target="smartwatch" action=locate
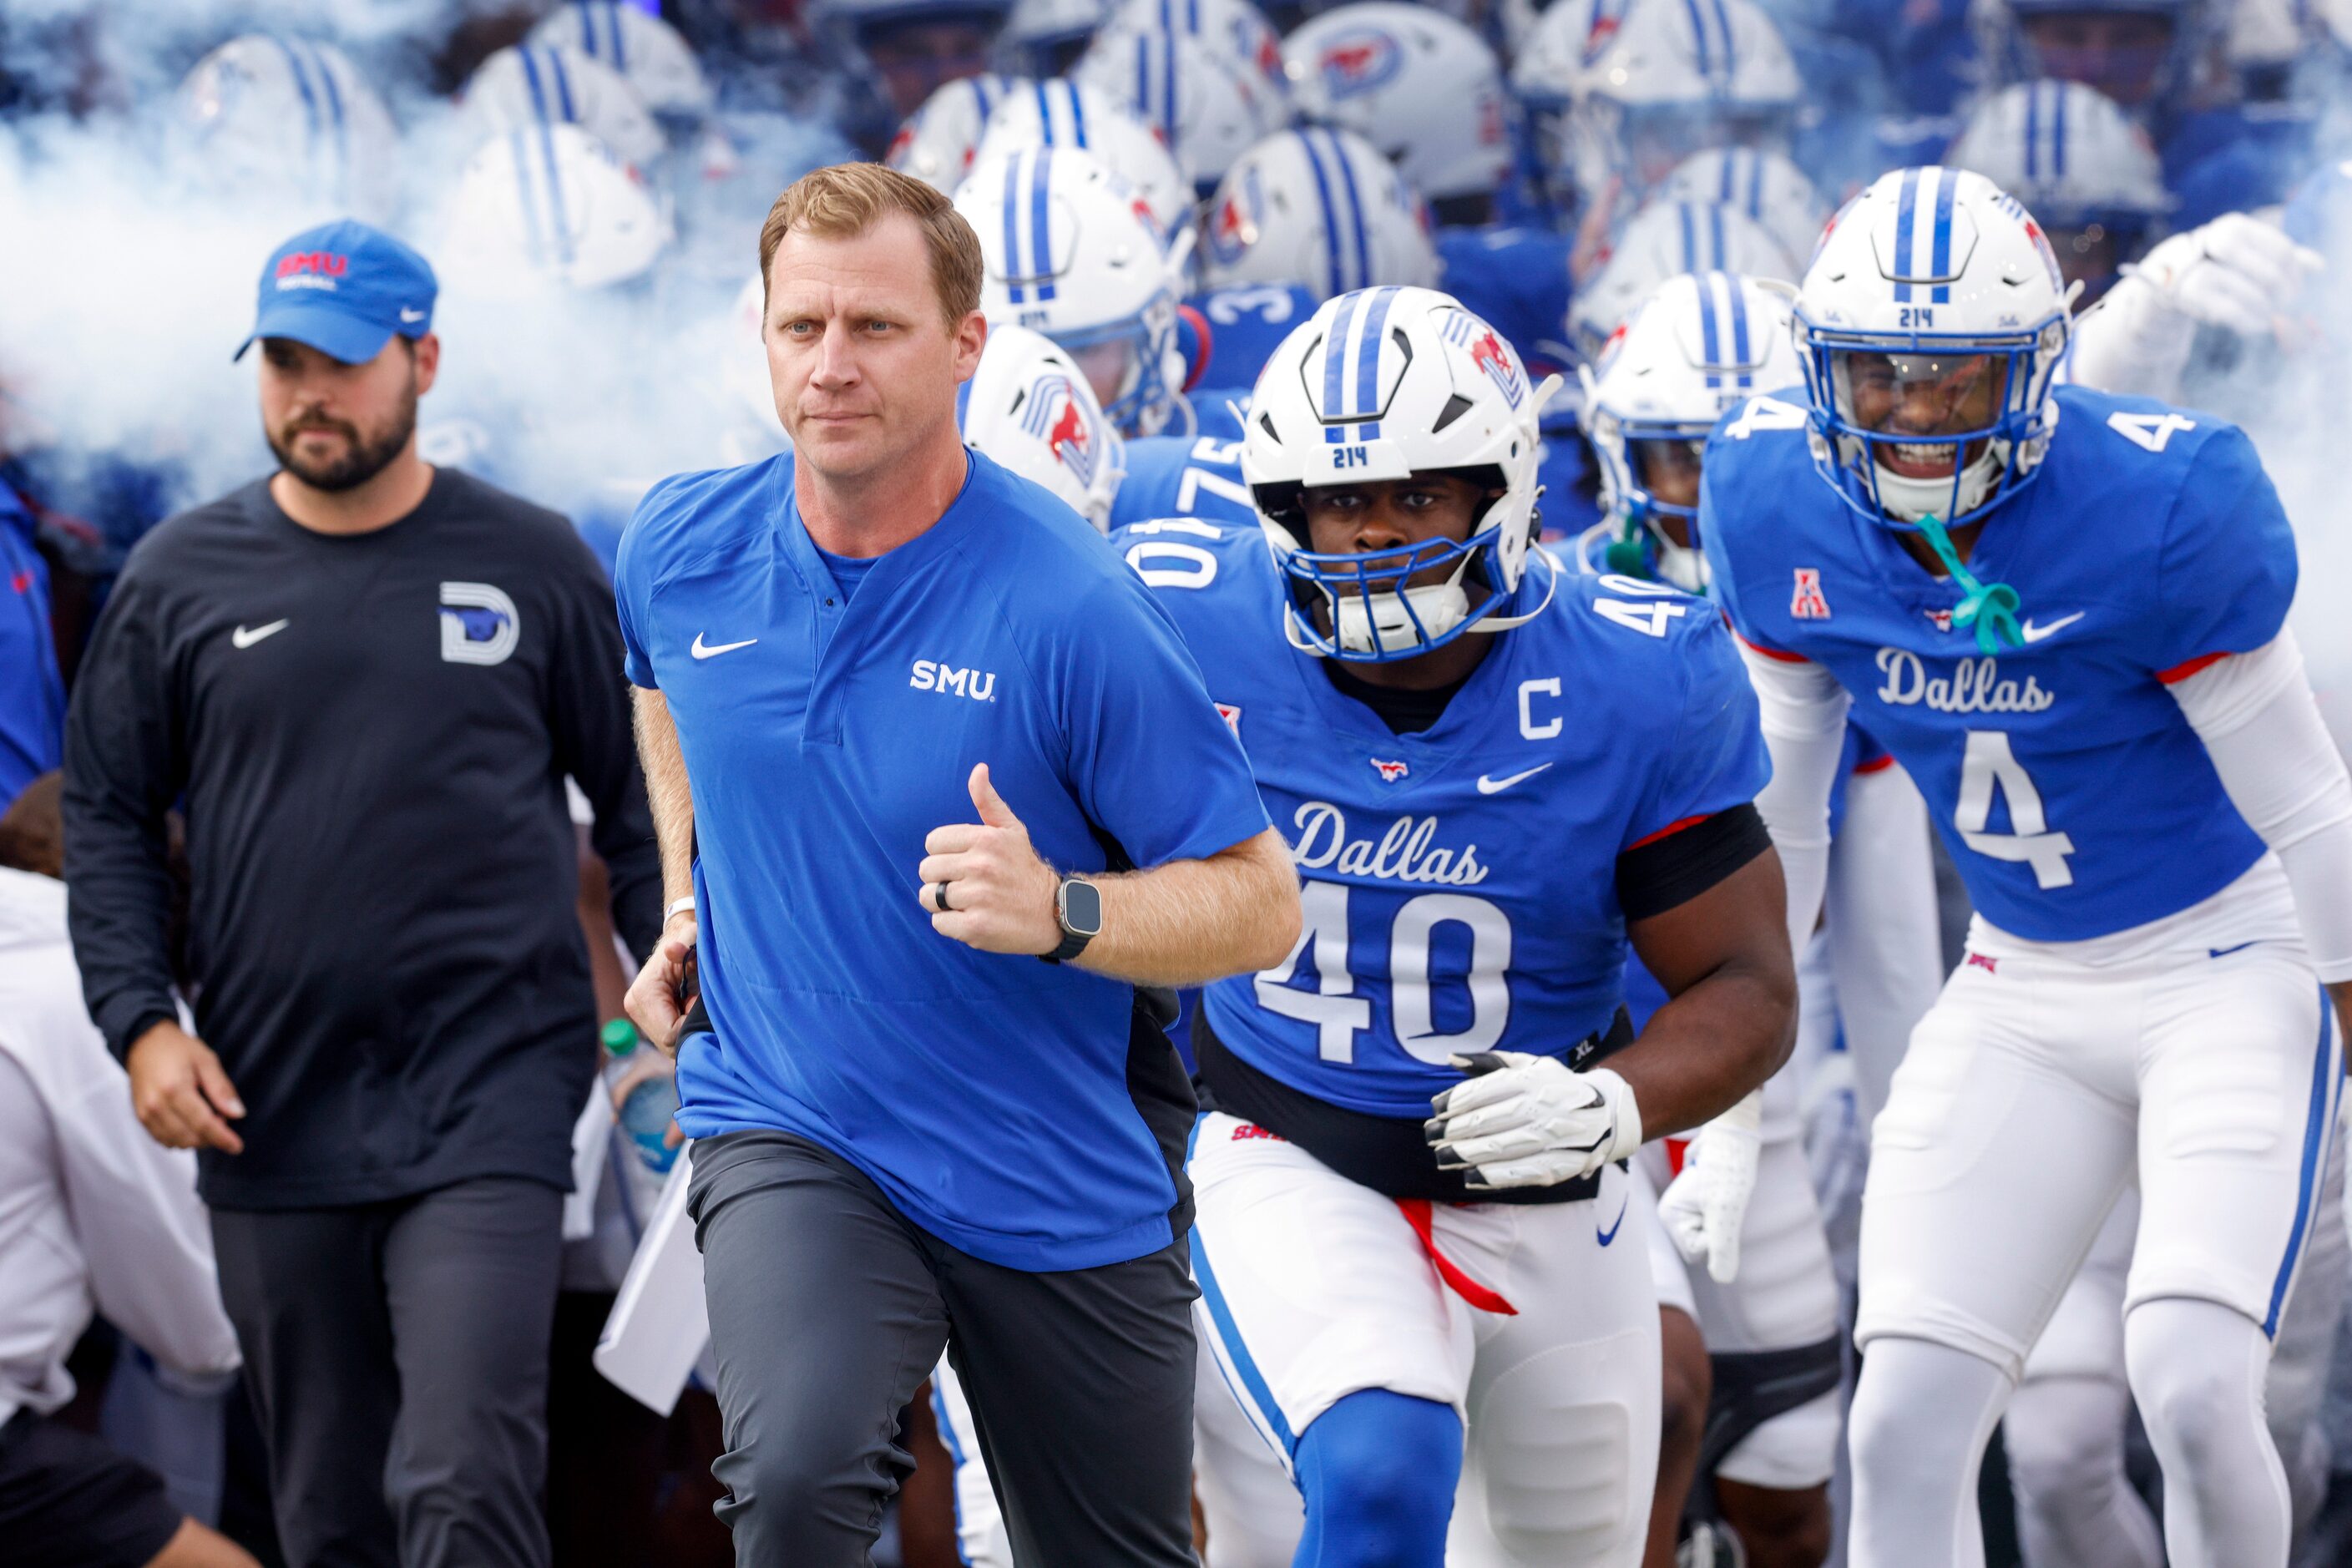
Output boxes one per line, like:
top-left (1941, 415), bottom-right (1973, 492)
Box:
top-left (1044, 876), bottom-right (1104, 964)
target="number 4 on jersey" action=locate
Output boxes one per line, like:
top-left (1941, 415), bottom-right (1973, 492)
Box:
top-left (1955, 730), bottom-right (2076, 888)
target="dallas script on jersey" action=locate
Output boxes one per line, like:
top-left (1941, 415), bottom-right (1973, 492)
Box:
top-left (1875, 650), bottom-right (2056, 714)
top-left (1290, 802), bottom-right (1491, 886)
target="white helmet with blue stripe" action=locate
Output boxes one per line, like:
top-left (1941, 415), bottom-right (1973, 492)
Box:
top-left (954, 144), bottom-right (1193, 435)
top-left (959, 322), bottom-right (1128, 529)
top-left (1072, 23), bottom-right (1288, 192)
top-left (439, 123), bottom-right (673, 294)
top-left (1241, 286), bottom-right (1564, 660)
top-left (175, 35), bottom-right (402, 224)
top-left (1657, 147), bottom-right (1828, 281)
top-left (1201, 126), bottom-right (1438, 299)
top-left (887, 73), bottom-right (1021, 191)
top-left (528, 3), bottom-right (713, 121)
top-left (1104, 0), bottom-right (1291, 95)
top-left (463, 43), bottom-right (666, 169)
top-left (1973, 0), bottom-right (2216, 109)
top-left (1569, 196), bottom-right (1798, 361)
top-left (1515, 0), bottom-right (1800, 210)
top-left (1282, 3), bottom-right (1512, 210)
top-left (1945, 80), bottom-right (2168, 295)
top-left (971, 77), bottom-right (1195, 238)
top-left (1580, 271), bottom-right (1799, 590)
top-left (1795, 164), bottom-right (2076, 530)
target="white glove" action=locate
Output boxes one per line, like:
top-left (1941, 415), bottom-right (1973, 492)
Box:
top-left (2127, 214), bottom-right (2324, 337)
top-left (1426, 1053), bottom-right (1642, 1191)
top-left (1656, 1090), bottom-right (1763, 1284)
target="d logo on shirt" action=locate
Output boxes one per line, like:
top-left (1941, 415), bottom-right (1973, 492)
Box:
top-left (440, 581), bottom-right (520, 666)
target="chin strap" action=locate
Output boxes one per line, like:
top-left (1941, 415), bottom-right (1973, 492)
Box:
top-left (1467, 544), bottom-right (1561, 633)
top-left (1914, 513), bottom-right (2023, 655)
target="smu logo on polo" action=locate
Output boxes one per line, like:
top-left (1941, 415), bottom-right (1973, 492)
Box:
top-left (276, 251), bottom-right (349, 293)
top-left (909, 660), bottom-right (999, 701)
top-left (439, 582), bottom-right (519, 665)
top-left (1289, 801), bottom-right (1490, 886)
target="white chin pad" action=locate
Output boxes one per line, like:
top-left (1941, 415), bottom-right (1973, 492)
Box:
top-left (1335, 584), bottom-right (1469, 654)
top-left (1870, 440), bottom-right (2005, 522)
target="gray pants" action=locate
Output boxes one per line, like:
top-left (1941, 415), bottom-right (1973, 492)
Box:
top-left (210, 1176), bottom-right (564, 1568)
top-left (689, 1130), bottom-right (1199, 1567)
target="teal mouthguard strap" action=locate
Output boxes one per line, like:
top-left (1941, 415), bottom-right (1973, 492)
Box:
top-left (1913, 513), bottom-right (2022, 655)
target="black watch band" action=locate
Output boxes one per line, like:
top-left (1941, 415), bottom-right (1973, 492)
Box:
top-left (1043, 875), bottom-right (1103, 964)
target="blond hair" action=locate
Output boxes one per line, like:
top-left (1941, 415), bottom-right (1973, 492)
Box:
top-left (758, 162), bottom-right (984, 327)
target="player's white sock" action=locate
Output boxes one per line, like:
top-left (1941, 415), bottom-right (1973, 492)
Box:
top-left (2002, 1376), bottom-right (2162, 1568)
top-left (1846, 1337), bottom-right (2008, 1568)
top-left (2123, 1296), bottom-right (2291, 1568)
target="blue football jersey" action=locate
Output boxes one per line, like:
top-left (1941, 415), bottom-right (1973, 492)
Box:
top-left (1110, 432), bottom-right (1259, 530)
top-left (1700, 383), bottom-right (2296, 943)
top-left (1111, 518), bottom-right (1768, 1118)
top-left (1185, 282), bottom-right (1321, 392)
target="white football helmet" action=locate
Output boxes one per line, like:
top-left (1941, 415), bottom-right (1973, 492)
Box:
top-left (1201, 126), bottom-right (1438, 298)
top-left (1657, 147), bottom-right (1828, 280)
top-left (972, 78), bottom-right (1195, 237)
top-left (529, 3), bottom-right (714, 121)
top-left (1002, 0), bottom-right (1114, 75)
top-left (1971, 0), bottom-right (2217, 108)
top-left (960, 322), bottom-right (1128, 528)
top-left (1105, 0), bottom-right (1291, 95)
top-left (888, 73), bottom-right (1023, 191)
top-left (1515, 0), bottom-right (1801, 210)
top-left (1795, 165), bottom-right (2076, 531)
top-left (463, 43), bottom-right (666, 169)
top-left (175, 36), bottom-right (402, 224)
top-left (438, 124), bottom-right (673, 294)
top-left (1580, 271), bottom-right (1800, 591)
top-left (1570, 197), bottom-right (1798, 361)
top-left (1072, 25), bottom-right (1287, 191)
top-left (1241, 285), bottom-right (1564, 660)
top-left (955, 145), bottom-right (1192, 435)
top-left (1282, 3), bottom-right (1512, 208)
top-left (1945, 79), bottom-right (2169, 295)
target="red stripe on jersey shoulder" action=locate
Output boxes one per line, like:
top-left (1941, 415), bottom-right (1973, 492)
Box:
top-left (1627, 813), bottom-right (1710, 852)
top-left (1732, 630), bottom-right (1808, 664)
top-left (1853, 753), bottom-right (1896, 776)
top-left (2157, 651), bottom-right (2230, 685)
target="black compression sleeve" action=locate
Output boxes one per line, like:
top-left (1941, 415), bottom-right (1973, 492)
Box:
top-left (1615, 803), bottom-right (1772, 923)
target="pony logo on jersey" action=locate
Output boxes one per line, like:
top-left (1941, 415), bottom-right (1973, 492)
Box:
top-left (1466, 330), bottom-right (1525, 408)
top-left (1370, 758), bottom-right (1411, 782)
top-left (1317, 29), bottom-right (1403, 98)
top-left (1791, 569), bottom-right (1831, 620)
top-left (1022, 374), bottom-right (1100, 488)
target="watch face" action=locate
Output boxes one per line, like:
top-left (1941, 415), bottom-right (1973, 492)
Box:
top-left (1061, 878), bottom-right (1105, 938)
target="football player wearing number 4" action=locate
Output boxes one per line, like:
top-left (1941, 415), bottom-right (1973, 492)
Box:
top-left (1699, 165), bottom-right (2352, 1568)
top-left (1113, 284), bottom-right (1796, 1566)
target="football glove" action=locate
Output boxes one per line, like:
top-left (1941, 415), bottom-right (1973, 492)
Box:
top-left (1657, 1089), bottom-right (1763, 1284)
top-left (1426, 1053), bottom-right (1641, 1191)
top-left (2123, 214), bottom-right (2323, 338)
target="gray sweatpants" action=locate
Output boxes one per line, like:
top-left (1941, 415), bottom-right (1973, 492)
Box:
top-left (210, 1176), bottom-right (564, 1568)
top-left (688, 1130), bottom-right (1200, 1567)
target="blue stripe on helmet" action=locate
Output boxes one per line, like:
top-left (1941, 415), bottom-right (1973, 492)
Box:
top-left (1717, 152), bottom-right (1735, 203)
top-left (1159, 0), bottom-right (1174, 29)
top-left (1746, 149), bottom-right (1763, 215)
top-left (1034, 80), bottom-right (1056, 140)
top-left (1188, 0), bottom-right (1201, 30)
top-left (1697, 273), bottom-right (1724, 389)
top-left (1001, 153), bottom-right (1027, 304)
top-left (2052, 82), bottom-right (2069, 180)
top-left (1893, 165), bottom-right (1921, 303)
top-left (1134, 37), bottom-right (1150, 128)
top-left (271, 37), bottom-right (322, 142)
top-left (1297, 130), bottom-right (1347, 295)
top-left (539, 119), bottom-right (574, 267)
top-left (609, 3), bottom-right (629, 69)
top-left (1708, 203), bottom-right (1726, 264)
top-left (1727, 271), bottom-right (1753, 383)
top-left (1161, 34), bottom-right (1178, 151)
top-left (1323, 290), bottom-right (1363, 428)
top-left (1682, 0), bottom-right (1712, 75)
top-left (508, 128), bottom-right (545, 266)
top-left (1328, 131), bottom-right (1372, 297)
top-left (975, 73), bottom-right (999, 119)
top-left (1031, 148), bottom-right (1057, 301)
top-left (518, 45), bottom-right (553, 126)
top-left (2023, 81), bottom-right (2041, 182)
top-left (1708, 0), bottom-right (1735, 73)
top-left (550, 48), bottom-right (578, 123)
top-left (1677, 202), bottom-right (1697, 271)
top-left (1066, 79), bottom-right (1089, 147)
top-left (1353, 286), bottom-right (1398, 427)
top-left (1930, 166), bottom-right (1957, 303)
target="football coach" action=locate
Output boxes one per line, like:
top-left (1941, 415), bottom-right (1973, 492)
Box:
top-left (615, 163), bottom-right (1302, 1565)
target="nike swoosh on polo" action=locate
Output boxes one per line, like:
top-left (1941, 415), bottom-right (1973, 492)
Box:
top-left (2020, 611), bottom-right (2086, 643)
top-left (1476, 764), bottom-right (1553, 795)
top-left (691, 634), bottom-right (758, 660)
top-left (230, 620), bottom-right (289, 649)
top-left (1596, 1193), bottom-right (1629, 1247)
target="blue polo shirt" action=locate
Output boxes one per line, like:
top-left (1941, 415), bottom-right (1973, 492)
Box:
top-left (614, 449), bottom-right (1272, 1269)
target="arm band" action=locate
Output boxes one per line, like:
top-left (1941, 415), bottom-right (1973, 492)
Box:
top-left (1616, 805), bottom-right (1773, 922)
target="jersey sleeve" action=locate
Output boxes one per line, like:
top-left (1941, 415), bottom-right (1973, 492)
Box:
top-left (1053, 567), bottom-right (1272, 868)
top-left (613, 476), bottom-right (682, 690)
top-left (1695, 448), bottom-right (1782, 656)
top-left (1627, 609), bottom-right (1772, 849)
top-left (2147, 422), bottom-right (2297, 678)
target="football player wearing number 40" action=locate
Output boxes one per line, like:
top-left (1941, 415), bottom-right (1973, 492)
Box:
top-left (1700, 165), bottom-right (2352, 1568)
top-left (1105, 283), bottom-right (1797, 1566)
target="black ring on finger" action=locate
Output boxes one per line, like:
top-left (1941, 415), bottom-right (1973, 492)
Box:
top-left (930, 880), bottom-right (953, 913)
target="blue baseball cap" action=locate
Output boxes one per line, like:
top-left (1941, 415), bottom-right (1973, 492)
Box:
top-left (235, 220), bottom-right (438, 364)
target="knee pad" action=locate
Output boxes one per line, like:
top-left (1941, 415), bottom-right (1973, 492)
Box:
top-left (1294, 1389), bottom-right (1462, 1568)
top-left (2123, 1298), bottom-right (2270, 1472)
top-left (2003, 1376), bottom-right (2132, 1503)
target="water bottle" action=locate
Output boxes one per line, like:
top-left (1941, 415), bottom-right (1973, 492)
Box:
top-left (601, 1019), bottom-right (681, 1175)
